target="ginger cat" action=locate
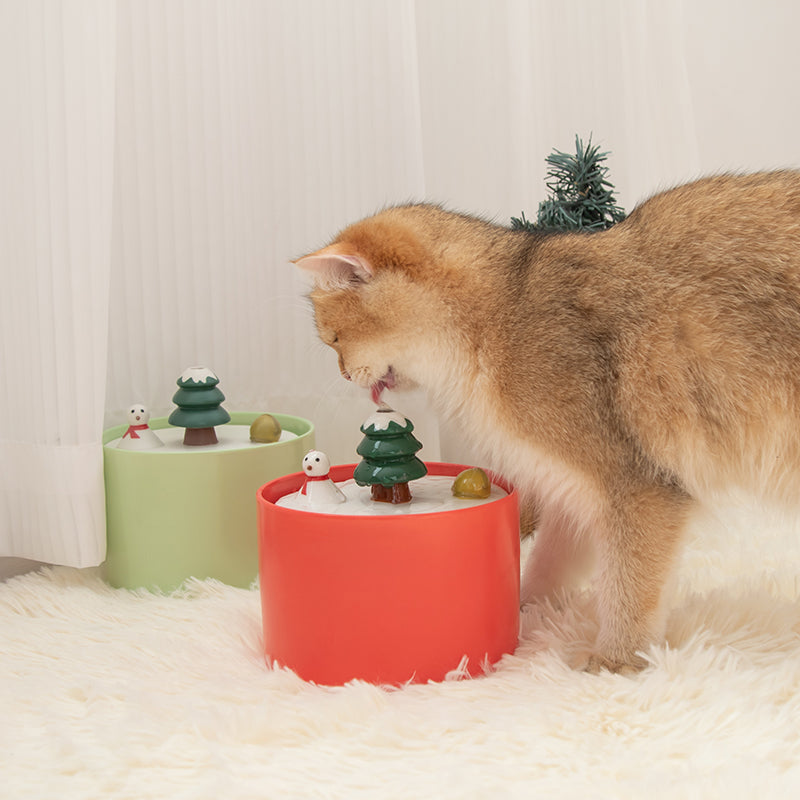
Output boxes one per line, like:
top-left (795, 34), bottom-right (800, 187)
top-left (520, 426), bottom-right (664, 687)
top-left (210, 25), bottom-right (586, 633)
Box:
top-left (296, 171), bottom-right (800, 673)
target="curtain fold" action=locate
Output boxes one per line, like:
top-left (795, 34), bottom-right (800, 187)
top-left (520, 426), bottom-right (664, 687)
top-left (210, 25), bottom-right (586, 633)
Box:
top-left (3, 0), bottom-right (800, 565)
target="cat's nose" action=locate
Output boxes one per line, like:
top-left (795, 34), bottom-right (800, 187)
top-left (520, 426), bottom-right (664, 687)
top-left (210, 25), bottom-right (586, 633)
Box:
top-left (342, 371), bottom-right (351, 381)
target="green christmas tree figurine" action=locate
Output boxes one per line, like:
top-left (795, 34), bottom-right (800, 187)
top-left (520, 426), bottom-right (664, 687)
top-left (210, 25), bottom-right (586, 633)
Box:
top-left (168, 366), bottom-right (231, 446)
top-left (354, 407), bottom-right (427, 504)
top-left (511, 134), bottom-right (626, 233)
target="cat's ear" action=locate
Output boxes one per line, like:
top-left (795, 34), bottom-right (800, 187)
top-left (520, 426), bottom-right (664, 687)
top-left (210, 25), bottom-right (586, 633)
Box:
top-left (294, 250), bottom-right (373, 290)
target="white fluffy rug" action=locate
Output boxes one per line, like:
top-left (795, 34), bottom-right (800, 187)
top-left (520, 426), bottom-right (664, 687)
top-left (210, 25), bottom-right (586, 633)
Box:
top-left (5, 500), bottom-right (800, 798)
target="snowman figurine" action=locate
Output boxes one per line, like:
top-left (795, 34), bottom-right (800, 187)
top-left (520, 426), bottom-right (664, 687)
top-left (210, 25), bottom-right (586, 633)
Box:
top-left (299, 450), bottom-right (346, 506)
top-left (117, 404), bottom-right (164, 450)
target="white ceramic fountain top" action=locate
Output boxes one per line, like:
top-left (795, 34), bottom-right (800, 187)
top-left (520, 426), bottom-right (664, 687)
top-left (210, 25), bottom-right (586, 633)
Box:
top-left (106, 424), bottom-right (297, 452)
top-left (276, 474), bottom-right (506, 516)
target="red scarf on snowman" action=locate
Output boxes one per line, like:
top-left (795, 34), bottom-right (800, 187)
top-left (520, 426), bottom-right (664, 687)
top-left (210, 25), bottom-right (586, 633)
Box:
top-left (123, 424), bottom-right (149, 439)
top-left (300, 475), bottom-right (329, 495)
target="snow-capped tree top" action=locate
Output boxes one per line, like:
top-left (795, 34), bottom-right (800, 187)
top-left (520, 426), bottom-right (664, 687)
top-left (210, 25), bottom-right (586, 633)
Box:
top-left (179, 366), bottom-right (219, 385)
top-left (360, 407), bottom-right (411, 433)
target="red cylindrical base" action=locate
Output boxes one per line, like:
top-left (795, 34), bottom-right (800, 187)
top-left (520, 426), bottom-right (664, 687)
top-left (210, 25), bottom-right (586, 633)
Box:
top-left (257, 463), bottom-right (520, 685)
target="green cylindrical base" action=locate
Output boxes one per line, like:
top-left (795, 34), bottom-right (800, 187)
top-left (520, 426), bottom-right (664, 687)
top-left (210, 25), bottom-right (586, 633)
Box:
top-left (103, 412), bottom-right (314, 591)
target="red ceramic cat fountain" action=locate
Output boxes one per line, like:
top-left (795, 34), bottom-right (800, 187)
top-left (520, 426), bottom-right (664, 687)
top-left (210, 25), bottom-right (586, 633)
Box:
top-left (257, 404), bottom-right (520, 686)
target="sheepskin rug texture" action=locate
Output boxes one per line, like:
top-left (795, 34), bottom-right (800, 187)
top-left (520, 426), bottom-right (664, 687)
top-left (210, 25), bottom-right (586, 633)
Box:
top-left (4, 499), bottom-right (800, 799)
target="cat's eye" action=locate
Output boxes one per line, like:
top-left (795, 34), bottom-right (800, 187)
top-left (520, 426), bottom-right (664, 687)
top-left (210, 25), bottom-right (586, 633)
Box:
top-left (319, 328), bottom-right (338, 346)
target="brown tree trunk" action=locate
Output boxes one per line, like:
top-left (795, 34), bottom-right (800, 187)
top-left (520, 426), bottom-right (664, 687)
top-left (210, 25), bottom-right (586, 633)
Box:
top-left (183, 427), bottom-right (218, 446)
top-left (370, 482), bottom-right (412, 504)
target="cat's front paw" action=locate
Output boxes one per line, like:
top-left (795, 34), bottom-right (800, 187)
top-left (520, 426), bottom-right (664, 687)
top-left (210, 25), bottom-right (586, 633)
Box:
top-left (584, 651), bottom-right (648, 676)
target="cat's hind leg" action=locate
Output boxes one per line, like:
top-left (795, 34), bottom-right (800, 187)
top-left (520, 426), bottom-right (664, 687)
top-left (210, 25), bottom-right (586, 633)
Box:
top-left (587, 478), bottom-right (694, 673)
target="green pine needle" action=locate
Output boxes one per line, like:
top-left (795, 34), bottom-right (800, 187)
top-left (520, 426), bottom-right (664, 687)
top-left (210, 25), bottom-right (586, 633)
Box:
top-left (510, 210), bottom-right (536, 231)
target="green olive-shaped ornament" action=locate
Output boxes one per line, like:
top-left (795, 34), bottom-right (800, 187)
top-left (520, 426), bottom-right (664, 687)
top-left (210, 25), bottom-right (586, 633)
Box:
top-left (249, 413), bottom-right (282, 443)
top-left (451, 467), bottom-right (491, 499)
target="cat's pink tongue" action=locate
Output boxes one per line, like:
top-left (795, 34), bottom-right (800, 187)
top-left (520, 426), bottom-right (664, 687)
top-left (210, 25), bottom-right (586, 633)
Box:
top-left (370, 369), bottom-right (396, 406)
top-left (370, 381), bottom-right (387, 406)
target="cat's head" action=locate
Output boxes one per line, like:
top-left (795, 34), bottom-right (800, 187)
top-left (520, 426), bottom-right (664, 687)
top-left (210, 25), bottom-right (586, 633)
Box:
top-left (295, 206), bottom-right (452, 401)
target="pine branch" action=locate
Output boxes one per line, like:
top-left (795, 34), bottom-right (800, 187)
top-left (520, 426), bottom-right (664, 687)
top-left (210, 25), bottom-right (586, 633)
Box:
top-left (512, 134), bottom-right (625, 234)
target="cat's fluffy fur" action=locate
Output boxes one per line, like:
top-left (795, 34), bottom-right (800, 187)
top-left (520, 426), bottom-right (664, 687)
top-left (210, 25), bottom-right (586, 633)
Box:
top-left (296, 171), bottom-right (800, 672)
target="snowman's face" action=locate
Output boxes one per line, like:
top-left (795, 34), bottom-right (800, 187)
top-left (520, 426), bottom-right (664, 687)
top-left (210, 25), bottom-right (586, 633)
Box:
top-left (128, 404), bottom-right (150, 424)
top-left (303, 450), bottom-right (330, 477)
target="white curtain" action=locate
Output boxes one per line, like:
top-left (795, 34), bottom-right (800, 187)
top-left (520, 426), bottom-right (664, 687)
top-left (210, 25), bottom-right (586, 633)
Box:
top-left (3, 0), bottom-right (800, 567)
top-left (105, 0), bottom-right (432, 458)
top-left (0, 0), bottom-right (115, 565)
